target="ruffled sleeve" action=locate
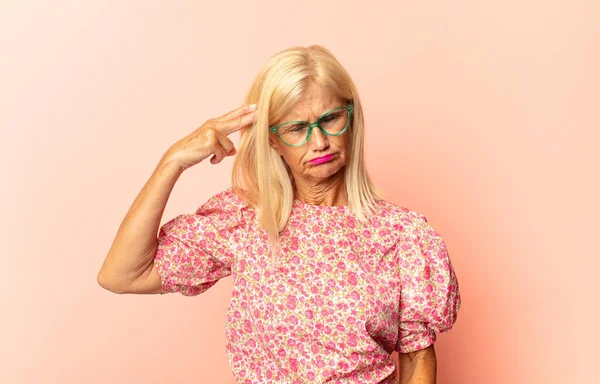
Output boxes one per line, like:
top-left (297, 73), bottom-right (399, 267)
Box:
top-left (153, 187), bottom-right (249, 296)
top-left (395, 213), bottom-right (461, 353)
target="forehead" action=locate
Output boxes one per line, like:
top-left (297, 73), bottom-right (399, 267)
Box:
top-left (283, 83), bottom-right (342, 121)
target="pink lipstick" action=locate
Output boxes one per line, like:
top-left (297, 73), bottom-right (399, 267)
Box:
top-left (309, 154), bottom-right (334, 164)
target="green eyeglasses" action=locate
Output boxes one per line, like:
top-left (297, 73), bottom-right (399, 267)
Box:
top-left (269, 104), bottom-right (354, 147)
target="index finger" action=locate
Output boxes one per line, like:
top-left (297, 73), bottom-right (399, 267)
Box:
top-left (215, 104), bottom-right (257, 122)
top-left (215, 108), bottom-right (258, 135)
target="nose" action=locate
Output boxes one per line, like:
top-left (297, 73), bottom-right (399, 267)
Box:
top-left (309, 126), bottom-right (330, 149)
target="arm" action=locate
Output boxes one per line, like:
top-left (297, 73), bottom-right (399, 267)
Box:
top-left (97, 104), bottom-right (257, 294)
top-left (96, 156), bottom-right (183, 294)
top-left (398, 344), bottom-right (437, 384)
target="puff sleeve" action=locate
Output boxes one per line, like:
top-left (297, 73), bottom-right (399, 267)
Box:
top-left (153, 188), bottom-right (248, 296)
top-left (395, 213), bottom-right (461, 353)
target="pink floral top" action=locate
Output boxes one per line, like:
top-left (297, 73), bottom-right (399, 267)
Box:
top-left (154, 187), bottom-right (461, 383)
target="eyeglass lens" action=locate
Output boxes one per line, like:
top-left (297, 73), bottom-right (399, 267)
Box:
top-left (278, 109), bottom-right (348, 146)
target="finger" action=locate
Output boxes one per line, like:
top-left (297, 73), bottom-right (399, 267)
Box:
top-left (210, 145), bottom-right (226, 165)
top-left (215, 133), bottom-right (233, 154)
top-left (215, 104), bottom-right (257, 123)
top-left (216, 133), bottom-right (235, 154)
top-left (215, 109), bottom-right (257, 135)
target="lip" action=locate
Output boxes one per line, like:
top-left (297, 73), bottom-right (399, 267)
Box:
top-left (309, 154), bottom-right (335, 164)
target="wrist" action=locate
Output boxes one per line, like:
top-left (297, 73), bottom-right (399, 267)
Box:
top-left (158, 153), bottom-right (185, 175)
top-left (153, 161), bottom-right (184, 184)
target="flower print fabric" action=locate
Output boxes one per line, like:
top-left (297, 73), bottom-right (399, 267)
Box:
top-left (154, 189), bottom-right (249, 296)
top-left (154, 187), bottom-right (461, 383)
top-left (395, 214), bottom-right (461, 353)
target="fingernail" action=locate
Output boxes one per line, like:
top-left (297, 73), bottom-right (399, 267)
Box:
top-left (248, 104), bottom-right (257, 110)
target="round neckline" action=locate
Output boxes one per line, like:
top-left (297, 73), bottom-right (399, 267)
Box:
top-left (293, 198), bottom-right (351, 212)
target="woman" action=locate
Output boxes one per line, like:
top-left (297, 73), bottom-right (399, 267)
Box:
top-left (97, 45), bottom-right (461, 384)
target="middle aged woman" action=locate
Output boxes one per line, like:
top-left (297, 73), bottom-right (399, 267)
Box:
top-left (98, 45), bottom-right (461, 384)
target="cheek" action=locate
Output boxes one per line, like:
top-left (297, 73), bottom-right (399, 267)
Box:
top-left (280, 149), bottom-right (304, 166)
top-left (293, 152), bottom-right (306, 165)
top-left (335, 136), bottom-right (349, 153)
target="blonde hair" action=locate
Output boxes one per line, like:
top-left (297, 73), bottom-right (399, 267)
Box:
top-left (231, 45), bottom-right (384, 268)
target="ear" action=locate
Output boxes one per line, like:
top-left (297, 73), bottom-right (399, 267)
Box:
top-left (269, 136), bottom-right (284, 157)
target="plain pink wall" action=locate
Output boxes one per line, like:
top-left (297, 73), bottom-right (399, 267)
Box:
top-left (1, 1), bottom-right (598, 383)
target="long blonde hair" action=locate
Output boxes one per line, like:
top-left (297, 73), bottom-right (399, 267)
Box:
top-left (231, 45), bottom-right (384, 268)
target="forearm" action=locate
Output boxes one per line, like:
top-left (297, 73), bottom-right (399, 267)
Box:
top-left (97, 155), bottom-right (182, 291)
top-left (398, 345), bottom-right (437, 384)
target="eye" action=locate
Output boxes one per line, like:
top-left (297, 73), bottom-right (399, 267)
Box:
top-left (321, 111), bottom-right (343, 122)
top-left (321, 115), bottom-right (336, 122)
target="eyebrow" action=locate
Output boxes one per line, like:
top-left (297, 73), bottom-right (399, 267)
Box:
top-left (288, 106), bottom-right (338, 122)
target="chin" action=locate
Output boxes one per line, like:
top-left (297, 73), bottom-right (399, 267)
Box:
top-left (311, 164), bottom-right (343, 178)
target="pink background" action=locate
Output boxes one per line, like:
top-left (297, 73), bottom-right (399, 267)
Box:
top-left (1, 1), bottom-right (598, 383)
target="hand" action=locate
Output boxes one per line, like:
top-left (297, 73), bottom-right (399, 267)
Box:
top-left (162, 104), bottom-right (258, 171)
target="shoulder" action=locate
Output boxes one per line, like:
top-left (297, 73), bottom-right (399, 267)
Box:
top-left (196, 186), bottom-right (256, 220)
top-left (374, 198), bottom-right (430, 232)
top-left (378, 201), bottom-right (451, 267)
top-left (198, 187), bottom-right (248, 210)
top-left (159, 187), bottom-right (255, 239)
top-left (374, 199), bottom-right (448, 253)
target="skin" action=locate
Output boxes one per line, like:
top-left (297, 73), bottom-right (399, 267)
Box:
top-left (268, 81), bottom-right (350, 207)
top-left (397, 344), bottom-right (437, 384)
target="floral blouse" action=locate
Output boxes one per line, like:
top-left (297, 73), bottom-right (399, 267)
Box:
top-left (154, 187), bottom-right (461, 383)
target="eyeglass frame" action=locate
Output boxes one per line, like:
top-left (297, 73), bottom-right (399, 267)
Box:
top-left (268, 104), bottom-right (354, 147)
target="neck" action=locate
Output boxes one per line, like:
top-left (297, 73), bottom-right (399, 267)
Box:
top-left (293, 170), bottom-right (348, 206)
